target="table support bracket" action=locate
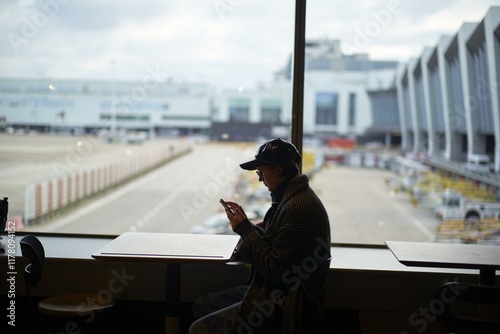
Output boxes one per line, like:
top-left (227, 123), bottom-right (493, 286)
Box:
top-left (165, 263), bottom-right (181, 334)
top-left (479, 269), bottom-right (495, 286)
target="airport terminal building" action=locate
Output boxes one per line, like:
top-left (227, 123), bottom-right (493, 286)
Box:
top-left (0, 39), bottom-right (399, 145)
top-left (212, 39), bottom-right (399, 144)
top-left (369, 7), bottom-right (500, 172)
top-left (0, 78), bottom-right (215, 138)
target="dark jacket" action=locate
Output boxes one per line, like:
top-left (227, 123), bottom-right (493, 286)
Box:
top-left (231, 174), bottom-right (331, 334)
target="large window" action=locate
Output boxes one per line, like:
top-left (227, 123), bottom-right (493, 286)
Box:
top-left (348, 92), bottom-right (356, 127)
top-left (228, 98), bottom-right (250, 122)
top-left (315, 92), bottom-right (338, 125)
top-left (1, 1), bottom-right (499, 247)
top-left (260, 99), bottom-right (282, 123)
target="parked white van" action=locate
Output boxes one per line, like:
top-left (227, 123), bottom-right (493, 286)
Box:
top-left (465, 154), bottom-right (491, 173)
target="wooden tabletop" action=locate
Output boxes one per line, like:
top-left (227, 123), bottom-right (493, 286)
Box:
top-left (385, 241), bottom-right (500, 271)
top-left (92, 232), bottom-right (240, 264)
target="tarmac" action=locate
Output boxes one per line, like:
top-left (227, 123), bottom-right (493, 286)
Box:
top-left (0, 133), bottom-right (186, 220)
top-left (1, 133), bottom-right (477, 245)
top-left (309, 164), bottom-right (441, 244)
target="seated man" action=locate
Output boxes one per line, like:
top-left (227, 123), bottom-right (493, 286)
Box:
top-left (189, 138), bottom-right (331, 334)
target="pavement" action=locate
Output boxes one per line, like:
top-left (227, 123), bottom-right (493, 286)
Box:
top-left (309, 165), bottom-right (440, 244)
top-left (0, 134), bottom-right (453, 245)
top-left (0, 133), bottom-right (188, 219)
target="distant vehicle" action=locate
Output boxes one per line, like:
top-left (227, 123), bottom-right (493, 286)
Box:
top-left (190, 213), bottom-right (233, 235)
top-left (190, 207), bottom-right (265, 235)
top-left (348, 152), bottom-right (362, 168)
top-left (363, 152), bottom-right (376, 168)
top-left (465, 154), bottom-right (491, 173)
top-left (244, 187), bottom-right (270, 203)
top-left (435, 189), bottom-right (500, 221)
top-left (377, 154), bottom-right (392, 169)
top-left (121, 132), bottom-right (145, 145)
top-left (365, 141), bottom-right (383, 149)
top-left (246, 204), bottom-right (268, 223)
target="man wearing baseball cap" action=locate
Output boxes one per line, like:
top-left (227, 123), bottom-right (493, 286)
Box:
top-left (189, 138), bottom-right (331, 334)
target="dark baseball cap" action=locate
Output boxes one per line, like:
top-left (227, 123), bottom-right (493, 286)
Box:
top-left (239, 138), bottom-right (301, 170)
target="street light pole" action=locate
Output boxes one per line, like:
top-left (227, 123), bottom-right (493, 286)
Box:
top-left (110, 59), bottom-right (117, 138)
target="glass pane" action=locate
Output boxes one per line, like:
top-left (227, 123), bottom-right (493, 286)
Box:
top-left (1, 1), bottom-right (498, 248)
top-left (0, 1), bottom-right (294, 237)
top-left (305, 0), bottom-right (500, 245)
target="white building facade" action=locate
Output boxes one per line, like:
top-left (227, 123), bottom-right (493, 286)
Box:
top-left (0, 78), bottom-right (214, 137)
top-left (387, 7), bottom-right (500, 173)
top-left (215, 39), bottom-right (399, 143)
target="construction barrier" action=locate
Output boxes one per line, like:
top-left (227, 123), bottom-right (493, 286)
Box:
top-left (24, 140), bottom-right (191, 225)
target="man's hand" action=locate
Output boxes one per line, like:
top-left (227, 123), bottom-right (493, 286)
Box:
top-left (223, 201), bottom-right (250, 229)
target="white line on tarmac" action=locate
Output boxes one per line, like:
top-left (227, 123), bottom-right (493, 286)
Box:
top-left (373, 184), bottom-right (436, 242)
top-left (37, 156), bottom-right (191, 232)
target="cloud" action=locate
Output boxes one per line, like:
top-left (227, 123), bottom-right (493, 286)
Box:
top-left (0, 0), bottom-right (498, 89)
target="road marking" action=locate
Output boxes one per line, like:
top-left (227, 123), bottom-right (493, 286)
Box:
top-left (37, 154), bottom-right (194, 232)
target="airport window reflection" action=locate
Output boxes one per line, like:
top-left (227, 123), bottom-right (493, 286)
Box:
top-left (1, 1), bottom-right (499, 246)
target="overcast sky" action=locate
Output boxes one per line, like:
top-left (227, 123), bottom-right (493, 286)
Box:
top-left (1, 0), bottom-right (499, 89)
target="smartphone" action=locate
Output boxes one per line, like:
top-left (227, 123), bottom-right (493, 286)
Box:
top-left (219, 198), bottom-right (234, 214)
